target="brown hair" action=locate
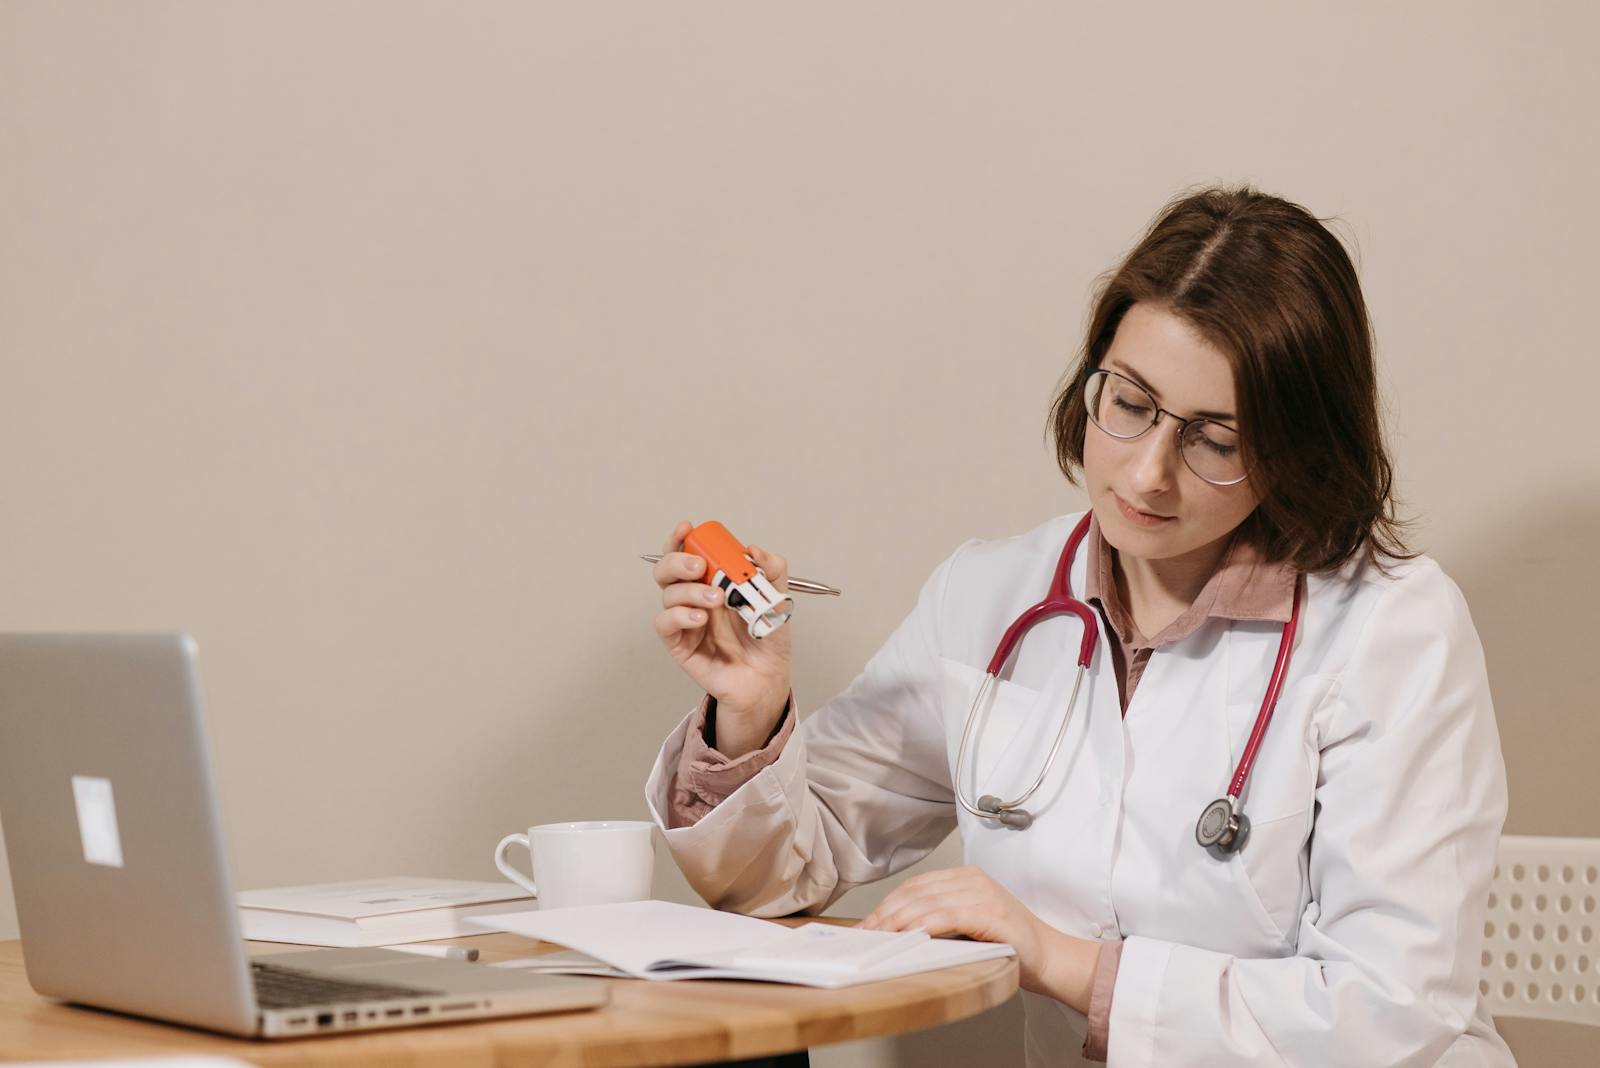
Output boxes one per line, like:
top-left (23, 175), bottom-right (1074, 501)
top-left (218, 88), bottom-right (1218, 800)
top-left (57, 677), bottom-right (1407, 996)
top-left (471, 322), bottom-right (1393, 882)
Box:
top-left (1047, 184), bottom-right (1414, 574)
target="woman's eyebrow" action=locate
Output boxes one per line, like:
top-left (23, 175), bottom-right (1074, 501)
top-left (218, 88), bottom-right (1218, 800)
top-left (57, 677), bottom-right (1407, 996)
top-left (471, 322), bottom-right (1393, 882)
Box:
top-left (1103, 359), bottom-right (1237, 423)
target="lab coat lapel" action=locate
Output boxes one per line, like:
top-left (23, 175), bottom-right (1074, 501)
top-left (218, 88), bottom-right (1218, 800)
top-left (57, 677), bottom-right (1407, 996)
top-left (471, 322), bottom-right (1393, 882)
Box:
top-left (1076, 538), bottom-right (1127, 804)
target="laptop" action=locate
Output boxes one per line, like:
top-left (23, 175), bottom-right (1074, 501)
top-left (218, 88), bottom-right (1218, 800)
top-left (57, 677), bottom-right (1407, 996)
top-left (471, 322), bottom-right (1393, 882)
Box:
top-left (0, 633), bottom-right (608, 1038)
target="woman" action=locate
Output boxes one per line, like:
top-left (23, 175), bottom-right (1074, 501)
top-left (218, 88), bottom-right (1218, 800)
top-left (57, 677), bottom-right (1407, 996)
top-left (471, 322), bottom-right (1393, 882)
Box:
top-left (644, 186), bottom-right (1514, 1066)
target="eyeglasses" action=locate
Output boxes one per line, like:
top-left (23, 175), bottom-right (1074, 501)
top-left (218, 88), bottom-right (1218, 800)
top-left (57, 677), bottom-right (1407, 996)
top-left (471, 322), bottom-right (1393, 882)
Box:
top-left (1083, 369), bottom-right (1250, 487)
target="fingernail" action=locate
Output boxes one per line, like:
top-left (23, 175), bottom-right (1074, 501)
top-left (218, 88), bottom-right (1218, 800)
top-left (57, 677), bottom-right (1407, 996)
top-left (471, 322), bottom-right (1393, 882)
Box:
top-left (690, 611), bottom-right (706, 622)
top-left (704, 589), bottom-right (721, 604)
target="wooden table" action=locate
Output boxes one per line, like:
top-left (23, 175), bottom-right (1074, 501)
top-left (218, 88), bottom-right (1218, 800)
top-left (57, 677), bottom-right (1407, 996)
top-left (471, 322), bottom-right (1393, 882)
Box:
top-left (0, 920), bottom-right (1019, 1066)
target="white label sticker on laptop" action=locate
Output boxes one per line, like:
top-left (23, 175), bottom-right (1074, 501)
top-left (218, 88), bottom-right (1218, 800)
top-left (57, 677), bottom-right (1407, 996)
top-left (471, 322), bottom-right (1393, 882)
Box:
top-left (71, 775), bottom-right (125, 868)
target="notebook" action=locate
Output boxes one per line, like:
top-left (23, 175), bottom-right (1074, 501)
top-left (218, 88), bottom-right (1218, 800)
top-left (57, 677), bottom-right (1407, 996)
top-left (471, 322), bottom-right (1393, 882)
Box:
top-left (238, 877), bottom-right (534, 946)
top-left (472, 900), bottom-right (1015, 988)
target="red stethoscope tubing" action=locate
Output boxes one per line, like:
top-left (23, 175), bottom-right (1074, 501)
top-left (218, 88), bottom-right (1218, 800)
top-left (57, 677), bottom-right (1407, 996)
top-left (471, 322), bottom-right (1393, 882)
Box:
top-left (1229, 573), bottom-right (1302, 800)
top-left (985, 514), bottom-right (1101, 675)
top-left (989, 512), bottom-right (1301, 806)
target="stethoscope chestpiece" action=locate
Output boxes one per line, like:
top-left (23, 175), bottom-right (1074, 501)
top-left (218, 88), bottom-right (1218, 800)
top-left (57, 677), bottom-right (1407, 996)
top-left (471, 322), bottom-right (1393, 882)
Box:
top-left (977, 794), bottom-right (1034, 831)
top-left (1195, 797), bottom-right (1251, 858)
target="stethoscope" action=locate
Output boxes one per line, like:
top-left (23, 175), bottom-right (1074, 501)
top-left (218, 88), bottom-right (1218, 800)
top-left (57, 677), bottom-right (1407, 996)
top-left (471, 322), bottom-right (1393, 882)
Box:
top-left (954, 512), bottom-right (1303, 857)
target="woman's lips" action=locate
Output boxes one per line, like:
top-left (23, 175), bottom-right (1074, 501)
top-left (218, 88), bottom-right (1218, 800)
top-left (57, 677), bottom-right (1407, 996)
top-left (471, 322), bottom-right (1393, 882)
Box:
top-left (1114, 493), bottom-right (1175, 527)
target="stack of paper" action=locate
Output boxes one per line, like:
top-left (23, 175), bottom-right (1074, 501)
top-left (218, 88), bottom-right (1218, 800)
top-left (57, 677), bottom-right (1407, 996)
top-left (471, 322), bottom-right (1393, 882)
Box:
top-left (238, 877), bottom-right (534, 947)
top-left (472, 900), bottom-right (1015, 989)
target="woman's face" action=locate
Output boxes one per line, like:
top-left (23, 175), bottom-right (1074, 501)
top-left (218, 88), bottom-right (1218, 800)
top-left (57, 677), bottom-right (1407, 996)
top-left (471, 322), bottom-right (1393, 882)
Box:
top-left (1082, 302), bottom-right (1261, 566)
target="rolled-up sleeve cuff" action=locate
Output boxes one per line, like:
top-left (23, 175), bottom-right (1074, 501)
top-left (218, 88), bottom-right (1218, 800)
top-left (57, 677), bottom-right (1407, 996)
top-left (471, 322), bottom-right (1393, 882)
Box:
top-left (1081, 938), bottom-right (1124, 1061)
top-left (667, 693), bottom-right (794, 828)
top-left (1105, 935), bottom-right (1172, 1066)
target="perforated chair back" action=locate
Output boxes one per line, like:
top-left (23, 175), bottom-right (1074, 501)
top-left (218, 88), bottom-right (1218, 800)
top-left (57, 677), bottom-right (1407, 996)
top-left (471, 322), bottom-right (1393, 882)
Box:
top-left (1481, 835), bottom-right (1600, 1025)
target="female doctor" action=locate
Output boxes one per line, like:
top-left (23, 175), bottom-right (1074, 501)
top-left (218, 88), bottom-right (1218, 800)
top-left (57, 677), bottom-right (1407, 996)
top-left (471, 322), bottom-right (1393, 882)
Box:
top-left (644, 186), bottom-right (1514, 1066)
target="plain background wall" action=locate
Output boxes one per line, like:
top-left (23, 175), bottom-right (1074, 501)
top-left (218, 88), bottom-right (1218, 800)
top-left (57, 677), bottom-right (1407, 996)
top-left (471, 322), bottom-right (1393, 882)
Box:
top-left (2, 3), bottom-right (1595, 1063)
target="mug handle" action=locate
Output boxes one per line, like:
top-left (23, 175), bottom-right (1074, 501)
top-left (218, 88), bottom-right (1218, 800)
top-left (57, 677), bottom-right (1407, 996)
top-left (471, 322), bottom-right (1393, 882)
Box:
top-left (494, 832), bottom-right (538, 897)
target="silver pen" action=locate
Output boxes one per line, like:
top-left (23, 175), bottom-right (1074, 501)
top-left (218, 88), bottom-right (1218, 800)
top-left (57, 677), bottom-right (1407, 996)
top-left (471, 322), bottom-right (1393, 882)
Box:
top-left (639, 555), bottom-right (841, 596)
top-left (377, 943), bottom-right (479, 962)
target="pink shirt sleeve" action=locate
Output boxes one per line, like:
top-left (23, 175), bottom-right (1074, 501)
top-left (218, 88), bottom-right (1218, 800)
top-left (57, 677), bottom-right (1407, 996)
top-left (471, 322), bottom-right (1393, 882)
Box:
top-left (666, 694), bottom-right (795, 829)
top-left (1081, 938), bottom-right (1123, 1061)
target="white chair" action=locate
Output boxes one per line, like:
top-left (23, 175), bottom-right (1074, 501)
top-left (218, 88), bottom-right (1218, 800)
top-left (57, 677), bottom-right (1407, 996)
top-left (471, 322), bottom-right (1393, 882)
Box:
top-left (1480, 835), bottom-right (1600, 1025)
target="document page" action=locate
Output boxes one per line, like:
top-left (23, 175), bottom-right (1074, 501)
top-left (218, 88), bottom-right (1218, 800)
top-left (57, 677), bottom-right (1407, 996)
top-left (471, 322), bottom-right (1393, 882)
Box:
top-left (475, 900), bottom-right (786, 975)
top-left (474, 900), bottom-right (1016, 987)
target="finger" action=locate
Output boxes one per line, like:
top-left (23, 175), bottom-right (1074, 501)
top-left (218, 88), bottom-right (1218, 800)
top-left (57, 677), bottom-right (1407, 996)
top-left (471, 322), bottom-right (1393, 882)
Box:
top-left (864, 895), bottom-right (902, 927)
top-left (863, 903), bottom-right (933, 934)
top-left (865, 889), bottom-right (988, 934)
top-left (747, 544), bottom-right (789, 593)
top-left (653, 521), bottom-right (704, 588)
top-left (877, 870), bottom-right (969, 906)
top-left (663, 582), bottom-right (725, 611)
top-left (863, 896), bottom-right (920, 932)
top-left (881, 901), bottom-right (987, 938)
top-left (860, 884), bottom-right (920, 930)
top-left (903, 910), bottom-right (967, 938)
top-left (652, 551), bottom-right (706, 588)
top-left (881, 867), bottom-right (977, 903)
top-left (900, 866), bottom-right (981, 892)
top-left (653, 605), bottom-right (710, 641)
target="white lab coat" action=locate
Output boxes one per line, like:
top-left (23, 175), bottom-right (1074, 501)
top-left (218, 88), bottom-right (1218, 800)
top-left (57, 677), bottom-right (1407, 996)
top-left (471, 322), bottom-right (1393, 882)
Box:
top-left (644, 511), bottom-right (1515, 1067)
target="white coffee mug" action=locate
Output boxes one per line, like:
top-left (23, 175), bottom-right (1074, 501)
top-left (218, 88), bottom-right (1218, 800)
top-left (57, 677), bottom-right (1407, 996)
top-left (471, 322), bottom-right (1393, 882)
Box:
top-left (493, 820), bottom-right (655, 911)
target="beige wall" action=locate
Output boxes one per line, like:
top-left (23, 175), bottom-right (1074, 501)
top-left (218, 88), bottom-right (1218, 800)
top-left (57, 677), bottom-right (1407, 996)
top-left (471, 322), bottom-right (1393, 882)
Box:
top-left (2, 2), bottom-right (1596, 1063)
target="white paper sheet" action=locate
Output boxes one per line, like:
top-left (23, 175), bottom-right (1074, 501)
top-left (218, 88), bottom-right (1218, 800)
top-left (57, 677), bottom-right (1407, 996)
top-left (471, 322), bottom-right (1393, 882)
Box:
top-left (471, 900), bottom-right (1016, 987)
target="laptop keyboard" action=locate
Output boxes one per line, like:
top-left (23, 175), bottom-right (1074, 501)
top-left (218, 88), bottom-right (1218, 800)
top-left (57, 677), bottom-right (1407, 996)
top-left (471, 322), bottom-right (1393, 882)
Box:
top-left (251, 960), bottom-right (445, 1009)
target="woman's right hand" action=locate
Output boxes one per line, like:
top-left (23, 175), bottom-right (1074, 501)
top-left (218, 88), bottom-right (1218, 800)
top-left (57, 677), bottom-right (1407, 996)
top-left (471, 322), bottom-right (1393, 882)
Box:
top-left (652, 520), bottom-right (793, 748)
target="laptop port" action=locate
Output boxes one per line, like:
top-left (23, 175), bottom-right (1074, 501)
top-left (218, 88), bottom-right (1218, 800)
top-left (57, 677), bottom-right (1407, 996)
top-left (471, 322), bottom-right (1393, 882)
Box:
top-left (343, 1011), bottom-right (358, 1023)
top-left (385, 1008), bottom-right (405, 1018)
top-left (286, 1017), bottom-right (308, 1026)
top-left (412, 1005), bottom-right (431, 1016)
top-left (439, 1002), bottom-right (475, 1012)
top-left (316, 1013), bottom-right (334, 1028)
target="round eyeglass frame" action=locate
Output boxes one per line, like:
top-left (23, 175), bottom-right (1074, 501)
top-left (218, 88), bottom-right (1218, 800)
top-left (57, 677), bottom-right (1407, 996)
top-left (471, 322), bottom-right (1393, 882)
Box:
top-left (1082, 368), bottom-right (1252, 487)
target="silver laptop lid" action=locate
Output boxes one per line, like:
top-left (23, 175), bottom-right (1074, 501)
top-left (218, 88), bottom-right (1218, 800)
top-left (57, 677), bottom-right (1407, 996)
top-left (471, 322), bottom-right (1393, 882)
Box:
top-left (0, 633), bottom-right (258, 1036)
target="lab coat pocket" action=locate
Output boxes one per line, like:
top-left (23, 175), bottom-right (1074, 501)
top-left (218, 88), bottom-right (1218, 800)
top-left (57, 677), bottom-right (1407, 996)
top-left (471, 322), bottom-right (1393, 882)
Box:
top-left (1231, 805), bottom-right (1315, 946)
top-left (939, 657), bottom-right (1041, 796)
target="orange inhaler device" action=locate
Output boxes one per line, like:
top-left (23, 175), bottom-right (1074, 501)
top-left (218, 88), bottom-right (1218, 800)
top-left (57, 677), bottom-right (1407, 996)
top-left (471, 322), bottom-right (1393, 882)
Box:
top-left (682, 521), bottom-right (794, 639)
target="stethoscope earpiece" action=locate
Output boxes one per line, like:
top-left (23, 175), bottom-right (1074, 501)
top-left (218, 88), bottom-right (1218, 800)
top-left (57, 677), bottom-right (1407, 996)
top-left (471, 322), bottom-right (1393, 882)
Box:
top-left (977, 795), bottom-right (1034, 830)
top-left (1195, 797), bottom-right (1252, 856)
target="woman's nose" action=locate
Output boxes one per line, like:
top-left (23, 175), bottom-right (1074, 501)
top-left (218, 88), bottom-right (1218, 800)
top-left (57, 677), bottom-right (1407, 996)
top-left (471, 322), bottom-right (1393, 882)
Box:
top-left (1127, 416), bottom-right (1182, 494)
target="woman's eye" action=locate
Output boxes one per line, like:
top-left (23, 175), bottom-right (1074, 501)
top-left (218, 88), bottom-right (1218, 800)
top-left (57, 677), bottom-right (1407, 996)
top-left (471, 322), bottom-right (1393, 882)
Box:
top-left (1112, 396), bottom-right (1151, 415)
top-left (1201, 437), bottom-right (1237, 457)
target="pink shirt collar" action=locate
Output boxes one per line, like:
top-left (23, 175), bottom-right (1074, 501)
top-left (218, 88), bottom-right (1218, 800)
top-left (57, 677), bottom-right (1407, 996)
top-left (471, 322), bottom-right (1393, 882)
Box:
top-left (1081, 513), bottom-right (1298, 651)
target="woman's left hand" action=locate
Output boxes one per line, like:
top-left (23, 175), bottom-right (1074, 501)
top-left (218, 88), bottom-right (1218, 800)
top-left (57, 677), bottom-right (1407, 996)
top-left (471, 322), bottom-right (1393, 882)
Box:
top-left (858, 865), bottom-right (1098, 1008)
